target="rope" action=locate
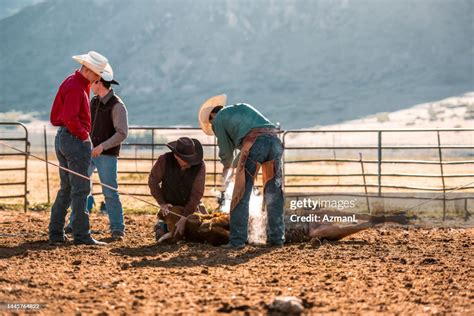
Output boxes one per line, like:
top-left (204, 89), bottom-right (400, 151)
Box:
top-left (399, 180), bottom-right (474, 213)
top-left (1, 140), bottom-right (472, 223)
top-left (0, 140), bottom-right (186, 219)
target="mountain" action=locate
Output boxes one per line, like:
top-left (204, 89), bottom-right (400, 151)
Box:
top-left (0, 0), bottom-right (44, 20)
top-left (0, 0), bottom-right (472, 128)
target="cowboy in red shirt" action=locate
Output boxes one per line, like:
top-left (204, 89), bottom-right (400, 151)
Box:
top-left (49, 51), bottom-right (110, 246)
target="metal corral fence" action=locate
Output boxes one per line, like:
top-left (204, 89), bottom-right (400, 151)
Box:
top-left (282, 128), bottom-right (474, 219)
top-left (113, 126), bottom-right (280, 198)
top-left (0, 122), bottom-right (29, 211)
top-left (115, 126), bottom-right (220, 198)
top-left (1, 123), bottom-right (473, 218)
top-left (31, 126), bottom-right (221, 208)
top-left (38, 126), bottom-right (279, 206)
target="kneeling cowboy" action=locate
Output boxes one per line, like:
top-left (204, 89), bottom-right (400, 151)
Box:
top-left (148, 137), bottom-right (206, 240)
top-left (198, 94), bottom-right (285, 249)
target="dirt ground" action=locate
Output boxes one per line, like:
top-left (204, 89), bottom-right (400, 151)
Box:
top-left (0, 210), bottom-right (473, 315)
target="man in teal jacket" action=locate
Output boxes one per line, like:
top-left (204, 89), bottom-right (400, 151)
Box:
top-left (199, 94), bottom-right (285, 249)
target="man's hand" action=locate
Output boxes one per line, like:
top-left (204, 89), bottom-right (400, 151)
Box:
top-left (173, 216), bottom-right (187, 237)
top-left (92, 144), bottom-right (104, 157)
top-left (159, 203), bottom-right (173, 217)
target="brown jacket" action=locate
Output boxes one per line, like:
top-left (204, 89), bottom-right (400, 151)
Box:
top-left (148, 154), bottom-right (206, 216)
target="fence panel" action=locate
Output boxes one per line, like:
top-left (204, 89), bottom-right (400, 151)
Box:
top-left (114, 127), bottom-right (219, 201)
top-left (282, 128), bottom-right (474, 218)
top-left (0, 122), bottom-right (29, 212)
top-left (5, 123), bottom-right (474, 218)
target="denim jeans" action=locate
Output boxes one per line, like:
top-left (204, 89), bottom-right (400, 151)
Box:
top-left (229, 134), bottom-right (285, 246)
top-left (49, 127), bottom-right (92, 242)
top-left (67, 155), bottom-right (125, 233)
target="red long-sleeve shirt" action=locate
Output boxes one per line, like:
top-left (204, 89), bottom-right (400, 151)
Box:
top-left (50, 70), bottom-right (91, 140)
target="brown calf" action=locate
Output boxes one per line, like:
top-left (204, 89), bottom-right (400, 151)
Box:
top-left (157, 206), bottom-right (229, 246)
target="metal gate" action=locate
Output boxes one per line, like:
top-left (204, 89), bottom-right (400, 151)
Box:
top-left (0, 122), bottom-right (29, 212)
top-left (282, 128), bottom-right (474, 218)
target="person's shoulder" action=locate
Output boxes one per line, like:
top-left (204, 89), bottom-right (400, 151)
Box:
top-left (112, 92), bottom-right (124, 105)
top-left (158, 153), bottom-right (171, 163)
top-left (109, 92), bottom-right (126, 109)
top-left (221, 103), bottom-right (251, 113)
top-left (228, 103), bottom-right (249, 107)
top-left (235, 103), bottom-right (254, 110)
top-left (151, 154), bottom-right (168, 170)
top-left (214, 104), bottom-right (248, 124)
top-left (61, 73), bottom-right (82, 92)
top-left (215, 104), bottom-right (234, 121)
top-left (114, 96), bottom-right (127, 110)
top-left (58, 73), bottom-right (73, 88)
top-left (222, 104), bottom-right (236, 111)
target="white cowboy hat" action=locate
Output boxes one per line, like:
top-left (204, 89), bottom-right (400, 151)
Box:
top-left (198, 94), bottom-right (227, 136)
top-left (101, 63), bottom-right (119, 85)
top-left (72, 51), bottom-right (108, 76)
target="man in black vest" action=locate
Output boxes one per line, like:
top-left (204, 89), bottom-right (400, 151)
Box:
top-left (65, 64), bottom-right (129, 241)
top-left (148, 137), bottom-right (206, 240)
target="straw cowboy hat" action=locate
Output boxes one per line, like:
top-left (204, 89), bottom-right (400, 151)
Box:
top-left (198, 94), bottom-right (227, 136)
top-left (72, 51), bottom-right (109, 77)
top-left (166, 137), bottom-right (204, 166)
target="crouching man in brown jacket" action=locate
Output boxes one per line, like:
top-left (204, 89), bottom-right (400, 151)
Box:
top-left (148, 137), bottom-right (206, 241)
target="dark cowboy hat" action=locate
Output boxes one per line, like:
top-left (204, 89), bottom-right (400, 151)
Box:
top-left (166, 137), bottom-right (203, 166)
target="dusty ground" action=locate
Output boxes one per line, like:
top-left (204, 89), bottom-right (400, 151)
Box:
top-left (0, 210), bottom-right (473, 315)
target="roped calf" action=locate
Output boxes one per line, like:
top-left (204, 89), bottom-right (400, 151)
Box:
top-left (157, 206), bottom-right (230, 246)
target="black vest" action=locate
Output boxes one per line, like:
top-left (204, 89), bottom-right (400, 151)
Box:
top-left (90, 94), bottom-right (121, 156)
top-left (161, 152), bottom-right (202, 206)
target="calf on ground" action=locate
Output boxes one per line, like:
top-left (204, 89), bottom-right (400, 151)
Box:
top-left (157, 206), bottom-right (229, 246)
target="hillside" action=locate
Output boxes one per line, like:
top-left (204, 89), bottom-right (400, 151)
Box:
top-left (0, 0), bottom-right (472, 128)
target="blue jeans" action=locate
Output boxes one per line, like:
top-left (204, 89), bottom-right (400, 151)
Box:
top-left (230, 134), bottom-right (285, 246)
top-left (49, 127), bottom-right (92, 242)
top-left (67, 155), bottom-right (125, 233)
